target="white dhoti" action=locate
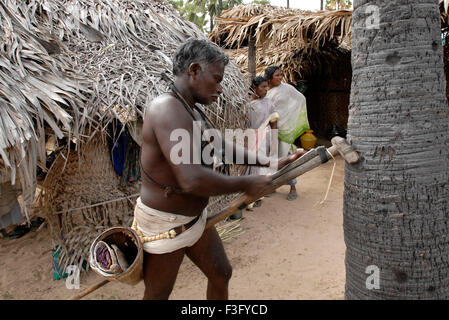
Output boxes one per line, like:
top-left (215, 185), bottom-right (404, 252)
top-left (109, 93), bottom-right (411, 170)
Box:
top-left (133, 197), bottom-right (207, 254)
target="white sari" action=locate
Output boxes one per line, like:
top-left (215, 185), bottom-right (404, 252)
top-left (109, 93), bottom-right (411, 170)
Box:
top-left (248, 98), bottom-right (279, 176)
top-left (266, 83), bottom-right (310, 147)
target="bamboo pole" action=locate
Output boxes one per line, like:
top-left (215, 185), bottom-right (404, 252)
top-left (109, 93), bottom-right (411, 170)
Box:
top-left (68, 280), bottom-right (110, 300)
top-left (248, 33), bottom-right (256, 80)
top-left (206, 146), bottom-right (337, 228)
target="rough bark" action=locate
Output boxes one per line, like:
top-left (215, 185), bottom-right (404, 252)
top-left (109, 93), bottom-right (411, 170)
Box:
top-left (345, 0), bottom-right (449, 299)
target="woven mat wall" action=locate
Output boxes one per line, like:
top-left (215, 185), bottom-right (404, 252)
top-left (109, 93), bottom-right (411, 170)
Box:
top-left (444, 32), bottom-right (449, 104)
top-left (37, 133), bottom-right (139, 273)
top-left (36, 132), bottom-right (243, 274)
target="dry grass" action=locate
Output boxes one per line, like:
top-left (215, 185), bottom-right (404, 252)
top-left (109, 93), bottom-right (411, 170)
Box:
top-left (209, 3), bottom-right (351, 83)
top-left (1, 0), bottom-right (250, 202)
top-left (216, 218), bottom-right (244, 242)
top-left (1, 0), bottom-right (251, 272)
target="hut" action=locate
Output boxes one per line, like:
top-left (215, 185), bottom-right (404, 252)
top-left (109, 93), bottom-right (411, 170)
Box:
top-left (440, 0), bottom-right (449, 103)
top-left (211, 3), bottom-right (449, 142)
top-left (210, 4), bottom-right (352, 140)
top-left (0, 0), bottom-right (249, 274)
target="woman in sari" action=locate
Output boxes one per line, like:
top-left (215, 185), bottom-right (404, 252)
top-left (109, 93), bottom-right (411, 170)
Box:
top-left (264, 66), bottom-right (310, 200)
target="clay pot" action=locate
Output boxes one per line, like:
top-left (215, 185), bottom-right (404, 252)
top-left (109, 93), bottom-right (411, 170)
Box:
top-left (300, 130), bottom-right (317, 149)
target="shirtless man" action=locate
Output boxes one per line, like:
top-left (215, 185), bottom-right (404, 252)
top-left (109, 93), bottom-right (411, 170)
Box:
top-left (136, 39), bottom-right (303, 300)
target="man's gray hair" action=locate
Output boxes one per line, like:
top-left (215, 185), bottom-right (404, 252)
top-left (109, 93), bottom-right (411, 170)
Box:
top-left (173, 39), bottom-right (229, 76)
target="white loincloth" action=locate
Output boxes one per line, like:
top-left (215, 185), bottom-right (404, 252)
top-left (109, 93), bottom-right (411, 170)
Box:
top-left (133, 197), bottom-right (207, 254)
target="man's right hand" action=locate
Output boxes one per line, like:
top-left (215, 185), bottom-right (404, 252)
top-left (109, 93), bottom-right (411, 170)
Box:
top-left (243, 175), bottom-right (272, 197)
top-left (277, 149), bottom-right (305, 169)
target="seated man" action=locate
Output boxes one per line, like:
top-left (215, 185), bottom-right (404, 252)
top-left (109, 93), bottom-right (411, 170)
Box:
top-left (135, 39), bottom-right (303, 300)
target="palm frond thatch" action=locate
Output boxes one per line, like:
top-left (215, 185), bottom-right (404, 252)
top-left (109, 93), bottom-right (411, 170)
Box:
top-left (210, 3), bottom-right (352, 51)
top-left (0, 0), bottom-right (251, 272)
top-left (209, 3), bottom-right (352, 84)
top-left (225, 40), bottom-right (350, 83)
top-left (0, 0), bottom-right (249, 201)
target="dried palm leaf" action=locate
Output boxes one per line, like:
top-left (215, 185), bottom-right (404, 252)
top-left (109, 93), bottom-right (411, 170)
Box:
top-left (210, 4), bottom-right (352, 84)
top-left (1, 0), bottom-right (250, 212)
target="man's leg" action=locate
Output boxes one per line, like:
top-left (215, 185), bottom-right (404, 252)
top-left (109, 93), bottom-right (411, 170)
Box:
top-left (186, 227), bottom-right (232, 299)
top-left (142, 248), bottom-right (186, 300)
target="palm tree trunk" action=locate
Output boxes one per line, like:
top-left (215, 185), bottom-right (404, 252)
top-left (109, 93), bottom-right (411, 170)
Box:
top-left (345, 0), bottom-right (449, 299)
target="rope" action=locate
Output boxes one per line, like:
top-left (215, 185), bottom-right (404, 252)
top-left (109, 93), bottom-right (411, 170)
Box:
top-left (131, 217), bottom-right (176, 243)
top-left (53, 193), bottom-right (140, 215)
top-left (316, 149), bottom-right (336, 206)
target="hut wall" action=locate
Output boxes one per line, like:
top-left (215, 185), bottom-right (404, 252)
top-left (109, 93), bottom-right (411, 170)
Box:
top-left (303, 54), bottom-right (351, 139)
top-left (444, 31), bottom-right (449, 104)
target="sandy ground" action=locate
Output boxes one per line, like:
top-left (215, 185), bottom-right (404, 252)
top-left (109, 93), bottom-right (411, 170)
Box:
top-left (0, 155), bottom-right (346, 300)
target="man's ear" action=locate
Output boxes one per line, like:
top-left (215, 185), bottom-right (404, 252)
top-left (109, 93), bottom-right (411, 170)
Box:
top-left (187, 62), bottom-right (202, 78)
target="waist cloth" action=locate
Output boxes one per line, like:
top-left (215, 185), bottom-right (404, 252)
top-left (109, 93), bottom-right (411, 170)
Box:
top-left (133, 197), bottom-right (207, 254)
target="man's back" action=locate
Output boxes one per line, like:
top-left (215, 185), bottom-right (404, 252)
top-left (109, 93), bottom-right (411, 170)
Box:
top-left (140, 93), bottom-right (209, 216)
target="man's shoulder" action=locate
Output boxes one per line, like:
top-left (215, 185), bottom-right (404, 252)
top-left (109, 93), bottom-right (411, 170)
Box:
top-left (147, 93), bottom-right (185, 118)
top-left (146, 93), bottom-right (192, 129)
top-left (148, 93), bottom-right (177, 112)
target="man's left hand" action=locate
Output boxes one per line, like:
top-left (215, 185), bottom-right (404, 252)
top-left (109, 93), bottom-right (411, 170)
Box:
top-left (277, 149), bottom-right (306, 169)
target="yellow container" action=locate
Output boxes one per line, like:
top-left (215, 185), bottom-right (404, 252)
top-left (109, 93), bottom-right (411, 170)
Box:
top-left (300, 130), bottom-right (317, 149)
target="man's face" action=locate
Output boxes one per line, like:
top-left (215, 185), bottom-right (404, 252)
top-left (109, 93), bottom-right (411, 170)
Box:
top-left (270, 68), bottom-right (283, 87)
top-left (192, 61), bottom-right (225, 105)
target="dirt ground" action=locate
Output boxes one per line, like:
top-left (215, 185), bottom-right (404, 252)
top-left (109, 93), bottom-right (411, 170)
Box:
top-left (0, 155), bottom-right (346, 300)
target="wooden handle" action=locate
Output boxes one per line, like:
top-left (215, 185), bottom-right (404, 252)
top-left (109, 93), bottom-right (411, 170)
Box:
top-left (70, 145), bottom-right (338, 300)
top-left (206, 146), bottom-right (337, 228)
top-left (68, 279), bottom-right (110, 300)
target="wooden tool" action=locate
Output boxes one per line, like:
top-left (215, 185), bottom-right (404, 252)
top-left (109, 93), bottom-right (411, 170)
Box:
top-left (69, 136), bottom-right (358, 300)
top-left (207, 136), bottom-right (359, 227)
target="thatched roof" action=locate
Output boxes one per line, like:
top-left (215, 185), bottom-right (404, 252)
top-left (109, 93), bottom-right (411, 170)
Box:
top-left (210, 4), bottom-right (351, 50)
top-left (0, 0), bottom-right (249, 198)
top-left (224, 41), bottom-right (350, 81)
top-left (213, 3), bottom-right (449, 82)
top-left (210, 4), bottom-right (352, 82)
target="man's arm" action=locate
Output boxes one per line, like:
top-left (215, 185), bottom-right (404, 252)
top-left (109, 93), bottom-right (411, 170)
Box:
top-left (221, 131), bottom-right (304, 169)
top-left (219, 137), bottom-right (270, 167)
top-left (150, 97), bottom-right (271, 197)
